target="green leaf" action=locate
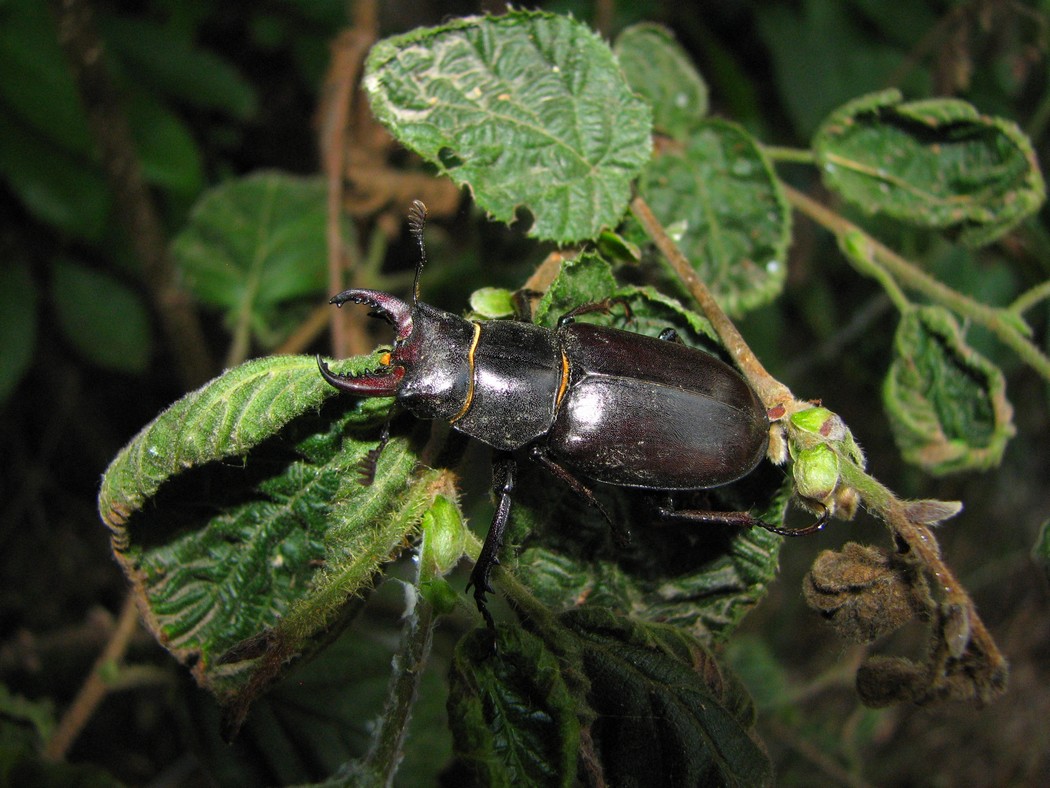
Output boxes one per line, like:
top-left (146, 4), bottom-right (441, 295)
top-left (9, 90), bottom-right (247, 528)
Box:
top-left (639, 119), bottom-right (790, 315)
top-left (614, 23), bottom-right (708, 140)
top-left (815, 89), bottom-right (1045, 246)
top-left (364, 11), bottom-right (653, 242)
top-left (171, 173), bottom-right (332, 349)
top-left (448, 626), bottom-right (581, 787)
top-left (562, 608), bottom-right (771, 787)
top-left (532, 253), bottom-right (718, 345)
top-left (51, 259), bottom-right (152, 373)
top-left (883, 306), bottom-right (1015, 474)
top-left (98, 354), bottom-right (437, 711)
top-left (127, 91), bottom-right (204, 197)
top-left (99, 14), bottom-right (258, 119)
top-left (0, 261), bottom-right (37, 403)
top-left (0, 0), bottom-right (94, 156)
top-left (0, 112), bottom-right (110, 241)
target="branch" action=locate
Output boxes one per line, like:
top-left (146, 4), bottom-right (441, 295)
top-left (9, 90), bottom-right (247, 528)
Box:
top-left (783, 184), bottom-right (1050, 381)
top-left (50, 0), bottom-right (213, 388)
top-left (43, 595), bottom-right (140, 761)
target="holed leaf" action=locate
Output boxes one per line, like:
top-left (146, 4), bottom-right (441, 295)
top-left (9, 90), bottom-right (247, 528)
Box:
top-left (171, 173), bottom-right (332, 350)
top-left (98, 354), bottom-right (438, 711)
top-left (883, 306), bottom-right (1014, 474)
top-left (639, 119), bottom-right (790, 315)
top-left (364, 11), bottom-right (652, 242)
top-left (815, 89), bottom-right (1045, 246)
top-left (614, 23), bottom-right (708, 140)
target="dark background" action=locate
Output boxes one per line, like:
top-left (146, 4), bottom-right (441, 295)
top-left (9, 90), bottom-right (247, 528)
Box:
top-left (2, 0), bottom-right (1048, 784)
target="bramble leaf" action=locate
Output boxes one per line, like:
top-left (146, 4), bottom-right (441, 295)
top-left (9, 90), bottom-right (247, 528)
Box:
top-left (51, 258), bottom-right (152, 373)
top-left (448, 626), bottom-right (581, 787)
top-left (98, 354), bottom-right (438, 714)
top-left (639, 119), bottom-right (790, 315)
top-left (171, 173), bottom-right (333, 350)
top-left (566, 609), bottom-right (771, 787)
top-left (614, 23), bottom-right (708, 140)
top-left (815, 89), bottom-right (1045, 245)
top-left (883, 306), bottom-right (1014, 474)
top-left (364, 11), bottom-right (652, 242)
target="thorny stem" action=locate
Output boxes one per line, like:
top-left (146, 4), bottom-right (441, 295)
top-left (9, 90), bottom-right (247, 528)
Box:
top-left (783, 184), bottom-right (1050, 381)
top-left (43, 595), bottom-right (140, 761)
top-left (635, 190), bottom-right (1007, 700)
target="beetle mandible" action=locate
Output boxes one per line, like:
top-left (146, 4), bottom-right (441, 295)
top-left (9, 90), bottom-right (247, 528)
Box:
top-left (318, 201), bottom-right (824, 629)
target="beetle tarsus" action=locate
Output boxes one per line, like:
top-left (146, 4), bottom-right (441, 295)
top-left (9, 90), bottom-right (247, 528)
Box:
top-left (758, 502), bottom-right (829, 537)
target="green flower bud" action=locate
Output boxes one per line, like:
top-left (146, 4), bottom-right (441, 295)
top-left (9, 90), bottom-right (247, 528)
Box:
top-left (793, 444), bottom-right (840, 502)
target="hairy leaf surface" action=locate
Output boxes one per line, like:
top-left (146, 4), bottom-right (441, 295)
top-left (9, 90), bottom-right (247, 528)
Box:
top-left (364, 11), bottom-right (652, 242)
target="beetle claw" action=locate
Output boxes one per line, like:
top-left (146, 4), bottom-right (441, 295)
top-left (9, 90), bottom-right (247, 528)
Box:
top-left (316, 355), bottom-right (405, 397)
top-left (329, 289), bottom-right (414, 341)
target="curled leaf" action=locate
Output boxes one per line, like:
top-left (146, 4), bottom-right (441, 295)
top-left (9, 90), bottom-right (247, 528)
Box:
top-left (815, 89), bottom-right (1045, 245)
top-left (98, 355), bottom-right (437, 717)
top-left (883, 306), bottom-right (1014, 474)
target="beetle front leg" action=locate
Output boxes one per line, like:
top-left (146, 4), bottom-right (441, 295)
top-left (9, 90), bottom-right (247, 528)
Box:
top-left (467, 452), bottom-right (517, 631)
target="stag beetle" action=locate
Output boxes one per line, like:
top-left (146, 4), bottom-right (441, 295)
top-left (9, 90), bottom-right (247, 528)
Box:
top-left (319, 201), bottom-right (824, 629)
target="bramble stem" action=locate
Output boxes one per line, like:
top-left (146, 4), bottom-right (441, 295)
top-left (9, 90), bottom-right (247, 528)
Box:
top-left (44, 595), bottom-right (140, 761)
top-left (783, 184), bottom-right (1050, 381)
top-left (629, 195), bottom-right (794, 410)
top-left (762, 145), bottom-right (818, 165)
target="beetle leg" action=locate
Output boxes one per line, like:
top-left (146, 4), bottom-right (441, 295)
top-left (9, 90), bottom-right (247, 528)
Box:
top-left (529, 447), bottom-right (630, 546)
top-left (467, 452), bottom-right (517, 631)
top-left (556, 297), bottom-right (632, 328)
top-left (358, 411), bottom-right (395, 486)
top-left (658, 500), bottom-right (829, 537)
top-left (510, 288), bottom-right (543, 321)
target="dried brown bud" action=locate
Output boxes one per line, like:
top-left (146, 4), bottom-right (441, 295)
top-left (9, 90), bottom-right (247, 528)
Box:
top-left (803, 542), bottom-right (931, 643)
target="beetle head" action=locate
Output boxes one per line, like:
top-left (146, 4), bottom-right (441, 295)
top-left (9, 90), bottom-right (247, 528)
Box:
top-left (317, 290), bottom-right (474, 420)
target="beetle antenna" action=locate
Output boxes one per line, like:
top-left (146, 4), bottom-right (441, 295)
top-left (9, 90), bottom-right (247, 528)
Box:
top-left (407, 200), bottom-right (428, 304)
